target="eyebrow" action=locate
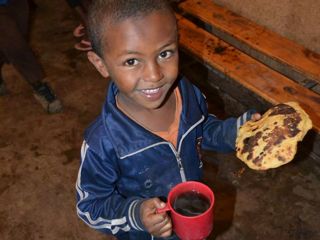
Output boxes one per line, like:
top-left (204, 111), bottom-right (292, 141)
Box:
top-left (119, 36), bottom-right (178, 57)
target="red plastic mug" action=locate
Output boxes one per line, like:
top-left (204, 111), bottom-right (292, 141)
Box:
top-left (157, 181), bottom-right (214, 240)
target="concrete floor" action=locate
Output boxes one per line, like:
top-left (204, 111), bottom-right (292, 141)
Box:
top-left (1, 1), bottom-right (320, 240)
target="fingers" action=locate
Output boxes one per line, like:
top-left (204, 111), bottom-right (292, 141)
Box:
top-left (140, 198), bottom-right (173, 238)
top-left (149, 213), bottom-right (172, 237)
top-left (251, 113), bottom-right (261, 121)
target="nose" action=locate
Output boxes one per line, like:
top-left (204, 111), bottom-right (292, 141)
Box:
top-left (143, 61), bottom-right (164, 82)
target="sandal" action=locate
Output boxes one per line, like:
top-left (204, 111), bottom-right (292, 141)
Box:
top-left (73, 24), bottom-right (86, 38)
top-left (74, 39), bottom-right (92, 51)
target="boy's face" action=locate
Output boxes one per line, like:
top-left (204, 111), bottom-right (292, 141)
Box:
top-left (88, 10), bottom-right (179, 110)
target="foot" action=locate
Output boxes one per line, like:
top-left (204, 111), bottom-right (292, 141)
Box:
top-left (33, 83), bottom-right (63, 114)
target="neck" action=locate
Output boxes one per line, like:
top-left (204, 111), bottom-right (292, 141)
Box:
top-left (117, 91), bottom-right (176, 132)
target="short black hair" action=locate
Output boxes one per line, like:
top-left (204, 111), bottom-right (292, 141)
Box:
top-left (87, 0), bottom-right (175, 57)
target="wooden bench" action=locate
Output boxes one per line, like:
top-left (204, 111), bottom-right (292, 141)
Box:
top-left (174, 0), bottom-right (320, 132)
top-left (178, 0), bottom-right (320, 90)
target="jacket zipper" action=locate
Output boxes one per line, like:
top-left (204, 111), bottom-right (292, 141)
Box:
top-left (169, 144), bottom-right (187, 182)
top-left (170, 115), bottom-right (205, 182)
top-left (175, 151), bottom-right (187, 182)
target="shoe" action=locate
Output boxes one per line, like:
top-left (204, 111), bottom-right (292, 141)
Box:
top-left (33, 83), bottom-right (63, 114)
top-left (0, 81), bottom-right (7, 96)
top-left (74, 39), bottom-right (92, 51)
top-left (73, 24), bottom-right (85, 38)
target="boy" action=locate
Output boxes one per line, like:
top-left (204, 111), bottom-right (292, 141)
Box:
top-left (76, 0), bottom-right (258, 239)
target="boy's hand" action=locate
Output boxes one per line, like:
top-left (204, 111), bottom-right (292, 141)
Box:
top-left (251, 113), bottom-right (261, 121)
top-left (140, 198), bottom-right (172, 238)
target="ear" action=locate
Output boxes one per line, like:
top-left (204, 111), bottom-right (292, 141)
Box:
top-left (87, 51), bottom-right (110, 78)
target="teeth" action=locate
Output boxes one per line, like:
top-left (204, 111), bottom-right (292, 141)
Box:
top-left (142, 88), bottom-right (160, 94)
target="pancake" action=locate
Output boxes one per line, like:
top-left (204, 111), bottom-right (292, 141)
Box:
top-left (236, 102), bottom-right (312, 170)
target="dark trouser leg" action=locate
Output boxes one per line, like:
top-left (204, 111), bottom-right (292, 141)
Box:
top-left (0, 52), bottom-right (6, 95)
top-left (0, 0), bottom-right (45, 90)
top-left (80, 0), bottom-right (91, 12)
top-left (0, 54), bottom-right (3, 81)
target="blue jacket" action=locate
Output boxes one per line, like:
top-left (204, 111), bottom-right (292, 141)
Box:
top-left (76, 76), bottom-right (254, 240)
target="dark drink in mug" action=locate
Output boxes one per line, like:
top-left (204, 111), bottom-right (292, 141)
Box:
top-left (173, 191), bottom-right (211, 217)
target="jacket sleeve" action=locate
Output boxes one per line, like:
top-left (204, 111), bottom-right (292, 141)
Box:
top-left (75, 141), bottom-right (146, 237)
top-left (202, 110), bottom-right (257, 152)
top-left (189, 82), bottom-right (257, 152)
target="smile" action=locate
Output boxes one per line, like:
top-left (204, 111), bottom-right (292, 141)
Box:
top-left (140, 87), bottom-right (164, 101)
top-left (141, 88), bottom-right (160, 94)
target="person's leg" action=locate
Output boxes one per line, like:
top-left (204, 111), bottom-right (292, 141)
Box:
top-left (79, 0), bottom-right (91, 13)
top-left (10, 0), bottom-right (29, 36)
top-left (0, 7), bottom-right (10, 96)
top-left (27, 0), bottom-right (37, 11)
top-left (0, 1), bottom-right (62, 113)
top-left (2, 0), bottom-right (45, 89)
top-left (0, 53), bottom-right (6, 96)
top-left (65, 0), bottom-right (87, 23)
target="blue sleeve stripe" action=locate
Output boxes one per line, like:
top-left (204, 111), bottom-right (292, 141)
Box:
top-left (128, 200), bottom-right (144, 231)
top-left (77, 208), bottom-right (130, 234)
top-left (242, 111), bottom-right (248, 123)
top-left (237, 111), bottom-right (251, 130)
top-left (76, 141), bottom-right (89, 200)
top-left (76, 141), bottom-right (131, 234)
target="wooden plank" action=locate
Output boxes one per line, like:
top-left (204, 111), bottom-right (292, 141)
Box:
top-left (176, 14), bottom-right (320, 132)
top-left (179, 0), bottom-right (320, 86)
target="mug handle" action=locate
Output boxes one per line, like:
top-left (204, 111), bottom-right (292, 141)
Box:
top-left (156, 205), bottom-right (170, 214)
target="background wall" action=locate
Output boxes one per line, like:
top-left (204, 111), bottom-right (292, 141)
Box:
top-left (213, 0), bottom-right (320, 54)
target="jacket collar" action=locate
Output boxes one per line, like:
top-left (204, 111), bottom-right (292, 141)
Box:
top-left (102, 76), bottom-right (204, 158)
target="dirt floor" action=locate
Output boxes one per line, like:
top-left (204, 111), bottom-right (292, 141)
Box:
top-left (1, 1), bottom-right (320, 240)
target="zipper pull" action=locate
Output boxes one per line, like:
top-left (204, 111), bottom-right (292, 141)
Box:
top-left (175, 152), bottom-right (187, 182)
top-left (176, 153), bottom-right (183, 169)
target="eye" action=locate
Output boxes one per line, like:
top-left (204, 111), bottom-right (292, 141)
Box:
top-left (159, 50), bottom-right (173, 60)
top-left (125, 58), bottom-right (138, 66)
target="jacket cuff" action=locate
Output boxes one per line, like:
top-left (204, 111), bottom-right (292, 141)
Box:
top-left (236, 109), bottom-right (257, 130)
top-left (128, 199), bottom-right (146, 232)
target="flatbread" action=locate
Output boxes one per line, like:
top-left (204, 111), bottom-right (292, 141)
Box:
top-left (236, 102), bottom-right (312, 170)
